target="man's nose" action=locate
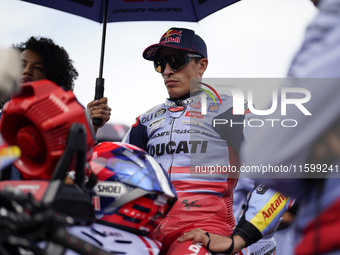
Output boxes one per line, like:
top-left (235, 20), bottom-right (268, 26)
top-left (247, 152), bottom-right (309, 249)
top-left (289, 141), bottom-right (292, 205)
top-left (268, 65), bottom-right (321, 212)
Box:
top-left (163, 63), bottom-right (174, 75)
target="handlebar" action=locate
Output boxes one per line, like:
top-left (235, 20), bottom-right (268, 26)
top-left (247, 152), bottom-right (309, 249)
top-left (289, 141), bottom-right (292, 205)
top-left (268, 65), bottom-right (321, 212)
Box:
top-left (0, 187), bottom-right (111, 255)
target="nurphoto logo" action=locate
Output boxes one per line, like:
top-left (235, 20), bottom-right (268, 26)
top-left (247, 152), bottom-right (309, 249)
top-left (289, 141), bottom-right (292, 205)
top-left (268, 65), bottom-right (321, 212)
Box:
top-left (198, 82), bottom-right (222, 115)
top-left (195, 78), bottom-right (313, 128)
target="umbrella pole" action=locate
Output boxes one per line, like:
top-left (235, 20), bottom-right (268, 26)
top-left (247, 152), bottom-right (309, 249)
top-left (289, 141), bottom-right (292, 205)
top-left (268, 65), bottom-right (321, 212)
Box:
top-left (93, 0), bottom-right (109, 126)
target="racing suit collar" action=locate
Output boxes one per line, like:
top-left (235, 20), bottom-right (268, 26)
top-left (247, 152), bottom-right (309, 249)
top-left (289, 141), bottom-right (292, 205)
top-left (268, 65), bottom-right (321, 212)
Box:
top-left (167, 90), bottom-right (203, 106)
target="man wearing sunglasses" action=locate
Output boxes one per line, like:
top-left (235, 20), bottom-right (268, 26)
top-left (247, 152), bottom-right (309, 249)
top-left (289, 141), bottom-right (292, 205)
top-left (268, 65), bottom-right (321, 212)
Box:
top-left (123, 27), bottom-right (291, 255)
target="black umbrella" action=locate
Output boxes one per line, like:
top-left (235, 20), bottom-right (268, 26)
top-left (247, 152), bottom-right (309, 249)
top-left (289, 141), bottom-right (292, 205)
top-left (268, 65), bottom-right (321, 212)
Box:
top-left (21, 0), bottom-right (241, 125)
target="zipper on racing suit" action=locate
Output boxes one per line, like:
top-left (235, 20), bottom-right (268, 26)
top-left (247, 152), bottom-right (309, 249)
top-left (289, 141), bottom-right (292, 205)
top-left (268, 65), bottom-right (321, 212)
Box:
top-left (167, 105), bottom-right (187, 180)
top-left (168, 117), bottom-right (176, 180)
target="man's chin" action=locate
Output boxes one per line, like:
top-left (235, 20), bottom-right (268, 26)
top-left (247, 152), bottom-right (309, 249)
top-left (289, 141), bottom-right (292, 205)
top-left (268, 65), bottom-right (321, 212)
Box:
top-left (167, 87), bottom-right (191, 98)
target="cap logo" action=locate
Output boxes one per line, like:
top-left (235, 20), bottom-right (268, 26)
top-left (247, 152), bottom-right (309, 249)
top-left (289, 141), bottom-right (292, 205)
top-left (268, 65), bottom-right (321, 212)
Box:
top-left (160, 29), bottom-right (182, 44)
top-left (146, 47), bottom-right (157, 58)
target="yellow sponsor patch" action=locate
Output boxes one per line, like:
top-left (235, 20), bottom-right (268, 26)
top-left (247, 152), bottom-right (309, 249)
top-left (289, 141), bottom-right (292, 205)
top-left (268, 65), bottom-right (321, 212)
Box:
top-left (250, 192), bottom-right (288, 232)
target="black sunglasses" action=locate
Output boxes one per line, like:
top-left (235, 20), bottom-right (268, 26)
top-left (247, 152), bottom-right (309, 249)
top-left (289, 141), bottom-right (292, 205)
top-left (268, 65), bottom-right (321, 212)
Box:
top-left (154, 53), bottom-right (202, 73)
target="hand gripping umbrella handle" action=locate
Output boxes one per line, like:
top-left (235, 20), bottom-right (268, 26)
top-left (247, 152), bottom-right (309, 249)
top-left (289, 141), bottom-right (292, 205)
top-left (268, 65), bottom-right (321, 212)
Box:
top-left (92, 77), bottom-right (104, 126)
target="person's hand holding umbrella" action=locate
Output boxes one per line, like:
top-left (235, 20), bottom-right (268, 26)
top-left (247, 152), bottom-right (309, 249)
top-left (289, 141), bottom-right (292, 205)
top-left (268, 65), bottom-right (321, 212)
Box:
top-left (87, 97), bottom-right (111, 134)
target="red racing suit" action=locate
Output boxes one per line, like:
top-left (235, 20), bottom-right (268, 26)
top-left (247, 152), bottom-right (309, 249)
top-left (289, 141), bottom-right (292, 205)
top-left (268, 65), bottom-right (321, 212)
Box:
top-left (124, 92), bottom-right (245, 241)
top-left (123, 91), bottom-right (292, 253)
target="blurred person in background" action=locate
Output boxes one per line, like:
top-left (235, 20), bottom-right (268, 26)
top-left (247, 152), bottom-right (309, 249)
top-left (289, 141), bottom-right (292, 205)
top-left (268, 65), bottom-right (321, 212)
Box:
top-left (241, 0), bottom-right (340, 254)
top-left (12, 36), bottom-right (111, 134)
top-left (0, 36), bottom-right (111, 180)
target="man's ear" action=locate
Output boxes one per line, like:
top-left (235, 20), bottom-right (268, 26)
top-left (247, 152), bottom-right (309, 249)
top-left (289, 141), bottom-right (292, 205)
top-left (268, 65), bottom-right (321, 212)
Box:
top-left (199, 58), bottom-right (208, 76)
